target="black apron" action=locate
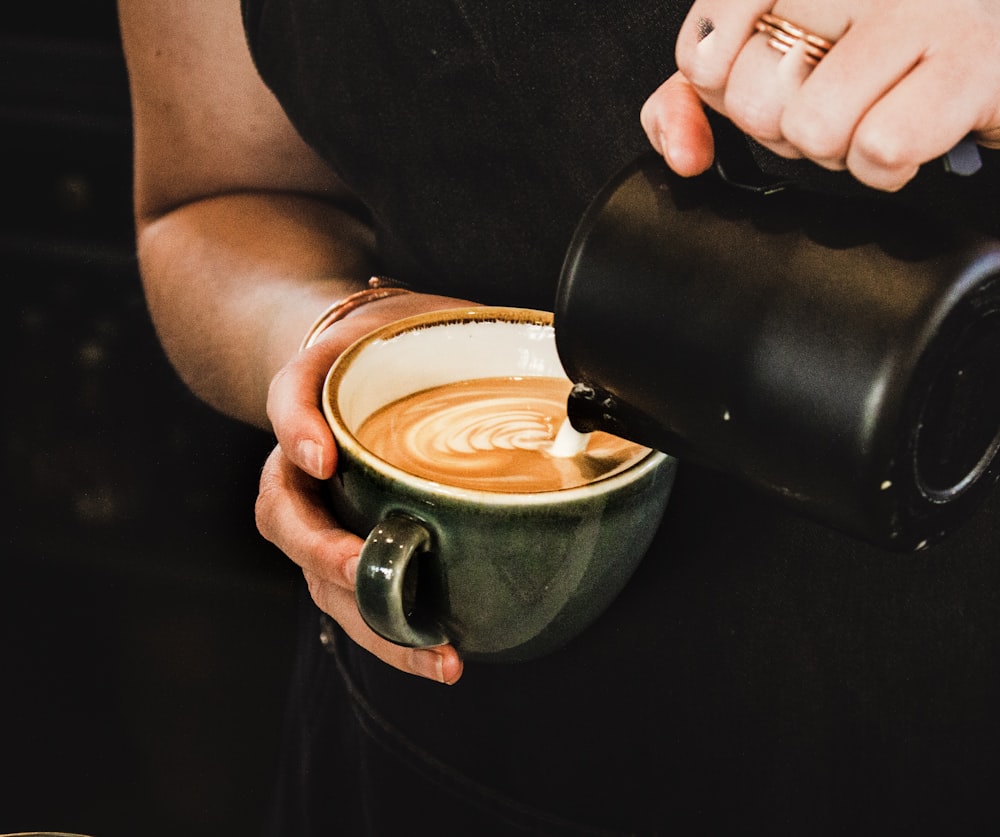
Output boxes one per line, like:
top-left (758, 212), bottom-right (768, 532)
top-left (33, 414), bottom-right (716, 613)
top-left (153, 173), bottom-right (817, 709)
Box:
top-left (243, 3), bottom-right (1000, 834)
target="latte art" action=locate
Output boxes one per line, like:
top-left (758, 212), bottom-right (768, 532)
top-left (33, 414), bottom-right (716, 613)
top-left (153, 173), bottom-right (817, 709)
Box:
top-left (412, 398), bottom-right (556, 455)
top-left (355, 376), bottom-right (649, 492)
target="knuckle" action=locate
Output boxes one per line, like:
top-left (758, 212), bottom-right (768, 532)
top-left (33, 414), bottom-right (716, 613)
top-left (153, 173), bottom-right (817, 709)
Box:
top-left (850, 125), bottom-right (913, 172)
top-left (781, 110), bottom-right (845, 161)
top-left (679, 52), bottom-right (727, 94)
top-left (305, 571), bottom-right (327, 608)
top-left (265, 362), bottom-right (296, 421)
top-left (306, 572), bottom-right (350, 620)
top-left (847, 128), bottom-right (919, 191)
top-left (312, 531), bottom-right (357, 576)
top-left (253, 467), bottom-right (282, 540)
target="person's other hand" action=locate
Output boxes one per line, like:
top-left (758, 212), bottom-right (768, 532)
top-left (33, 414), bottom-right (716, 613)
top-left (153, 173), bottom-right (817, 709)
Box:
top-left (255, 290), bottom-right (476, 684)
top-left (642, 0), bottom-right (1000, 191)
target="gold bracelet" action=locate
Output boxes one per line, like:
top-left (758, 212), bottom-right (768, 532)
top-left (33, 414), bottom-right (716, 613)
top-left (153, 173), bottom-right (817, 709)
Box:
top-left (299, 276), bottom-right (411, 351)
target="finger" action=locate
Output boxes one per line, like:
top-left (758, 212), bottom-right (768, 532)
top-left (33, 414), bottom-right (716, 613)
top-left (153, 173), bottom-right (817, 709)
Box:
top-left (640, 72), bottom-right (715, 176)
top-left (307, 576), bottom-right (464, 684)
top-left (676, 0), bottom-right (773, 104)
top-left (271, 292), bottom-right (481, 480)
top-left (723, 35), bottom-right (814, 146)
top-left (846, 56), bottom-right (990, 191)
top-left (258, 446), bottom-right (465, 684)
top-left (267, 341), bottom-right (343, 479)
top-left (255, 444), bottom-right (363, 586)
top-left (976, 129), bottom-right (1000, 150)
top-left (780, 8), bottom-right (925, 169)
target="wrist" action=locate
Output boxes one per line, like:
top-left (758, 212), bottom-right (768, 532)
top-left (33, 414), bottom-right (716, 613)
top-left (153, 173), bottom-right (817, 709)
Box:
top-left (300, 276), bottom-right (412, 351)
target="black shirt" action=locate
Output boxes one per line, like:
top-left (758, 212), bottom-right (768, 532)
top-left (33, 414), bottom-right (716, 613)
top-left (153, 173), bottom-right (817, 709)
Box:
top-left (243, 3), bottom-right (1000, 834)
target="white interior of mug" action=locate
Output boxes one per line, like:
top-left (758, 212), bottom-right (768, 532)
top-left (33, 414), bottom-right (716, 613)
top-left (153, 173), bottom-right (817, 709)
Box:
top-left (334, 309), bottom-right (565, 432)
top-left (322, 307), bottom-right (667, 503)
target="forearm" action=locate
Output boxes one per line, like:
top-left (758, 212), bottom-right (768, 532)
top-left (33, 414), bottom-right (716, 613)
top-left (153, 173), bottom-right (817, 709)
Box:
top-left (138, 191), bottom-right (376, 429)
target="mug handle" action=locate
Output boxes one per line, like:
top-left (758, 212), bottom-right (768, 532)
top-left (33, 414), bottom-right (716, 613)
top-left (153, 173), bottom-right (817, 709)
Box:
top-left (354, 513), bottom-right (449, 648)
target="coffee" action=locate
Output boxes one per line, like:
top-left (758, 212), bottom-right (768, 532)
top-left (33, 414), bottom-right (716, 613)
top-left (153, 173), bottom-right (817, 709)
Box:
top-left (355, 376), bottom-right (649, 492)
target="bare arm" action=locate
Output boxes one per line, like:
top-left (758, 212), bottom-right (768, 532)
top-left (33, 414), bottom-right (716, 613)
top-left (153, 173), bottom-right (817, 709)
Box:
top-left (119, 0), bottom-right (465, 682)
top-left (119, 0), bottom-right (376, 428)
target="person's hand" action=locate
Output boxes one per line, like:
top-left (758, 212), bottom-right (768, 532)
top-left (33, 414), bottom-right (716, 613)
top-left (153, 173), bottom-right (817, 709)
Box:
top-left (642, 0), bottom-right (1000, 191)
top-left (255, 290), bottom-right (476, 684)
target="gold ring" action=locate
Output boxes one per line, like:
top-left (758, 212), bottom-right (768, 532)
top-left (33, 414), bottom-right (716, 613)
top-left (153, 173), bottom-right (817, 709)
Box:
top-left (755, 12), bottom-right (836, 66)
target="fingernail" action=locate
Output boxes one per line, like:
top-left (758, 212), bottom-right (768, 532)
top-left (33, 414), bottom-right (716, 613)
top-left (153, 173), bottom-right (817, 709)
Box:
top-left (412, 649), bottom-right (446, 683)
top-left (297, 439), bottom-right (324, 477)
top-left (343, 555), bottom-right (359, 586)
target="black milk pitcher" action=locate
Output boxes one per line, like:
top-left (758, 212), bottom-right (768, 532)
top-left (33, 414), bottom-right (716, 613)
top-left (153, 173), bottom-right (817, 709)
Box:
top-left (554, 152), bottom-right (1000, 551)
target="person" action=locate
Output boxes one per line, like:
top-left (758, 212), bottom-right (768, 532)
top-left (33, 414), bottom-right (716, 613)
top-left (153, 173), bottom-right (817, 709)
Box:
top-left (118, 0), bottom-right (1000, 833)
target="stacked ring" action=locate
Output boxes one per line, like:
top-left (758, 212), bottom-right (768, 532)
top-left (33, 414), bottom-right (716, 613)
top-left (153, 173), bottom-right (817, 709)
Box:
top-left (755, 12), bottom-right (836, 65)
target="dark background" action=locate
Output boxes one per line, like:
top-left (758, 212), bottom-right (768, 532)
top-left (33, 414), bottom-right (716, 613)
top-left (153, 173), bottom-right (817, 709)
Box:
top-left (2, 6), bottom-right (300, 835)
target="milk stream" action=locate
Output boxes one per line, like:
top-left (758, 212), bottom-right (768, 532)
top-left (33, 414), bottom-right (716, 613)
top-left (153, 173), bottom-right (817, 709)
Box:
top-left (548, 416), bottom-right (592, 458)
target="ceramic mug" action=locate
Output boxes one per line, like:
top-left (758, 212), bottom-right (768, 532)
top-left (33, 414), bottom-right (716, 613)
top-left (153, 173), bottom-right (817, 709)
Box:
top-left (321, 307), bottom-right (677, 662)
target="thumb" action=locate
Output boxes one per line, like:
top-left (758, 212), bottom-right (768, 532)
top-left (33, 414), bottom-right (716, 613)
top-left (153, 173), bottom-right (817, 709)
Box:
top-left (640, 71), bottom-right (716, 176)
top-left (266, 343), bottom-right (341, 479)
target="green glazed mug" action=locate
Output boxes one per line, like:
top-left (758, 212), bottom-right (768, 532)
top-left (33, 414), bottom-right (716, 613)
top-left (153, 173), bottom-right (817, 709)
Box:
top-left (321, 307), bottom-right (677, 662)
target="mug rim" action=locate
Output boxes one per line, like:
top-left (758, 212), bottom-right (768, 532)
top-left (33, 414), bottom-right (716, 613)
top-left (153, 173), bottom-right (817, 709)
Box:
top-left (322, 306), bottom-right (670, 506)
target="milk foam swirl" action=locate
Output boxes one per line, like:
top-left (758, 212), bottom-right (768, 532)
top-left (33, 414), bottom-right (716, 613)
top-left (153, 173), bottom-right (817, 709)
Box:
top-left (356, 377), bottom-right (648, 493)
top-left (411, 398), bottom-right (556, 455)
